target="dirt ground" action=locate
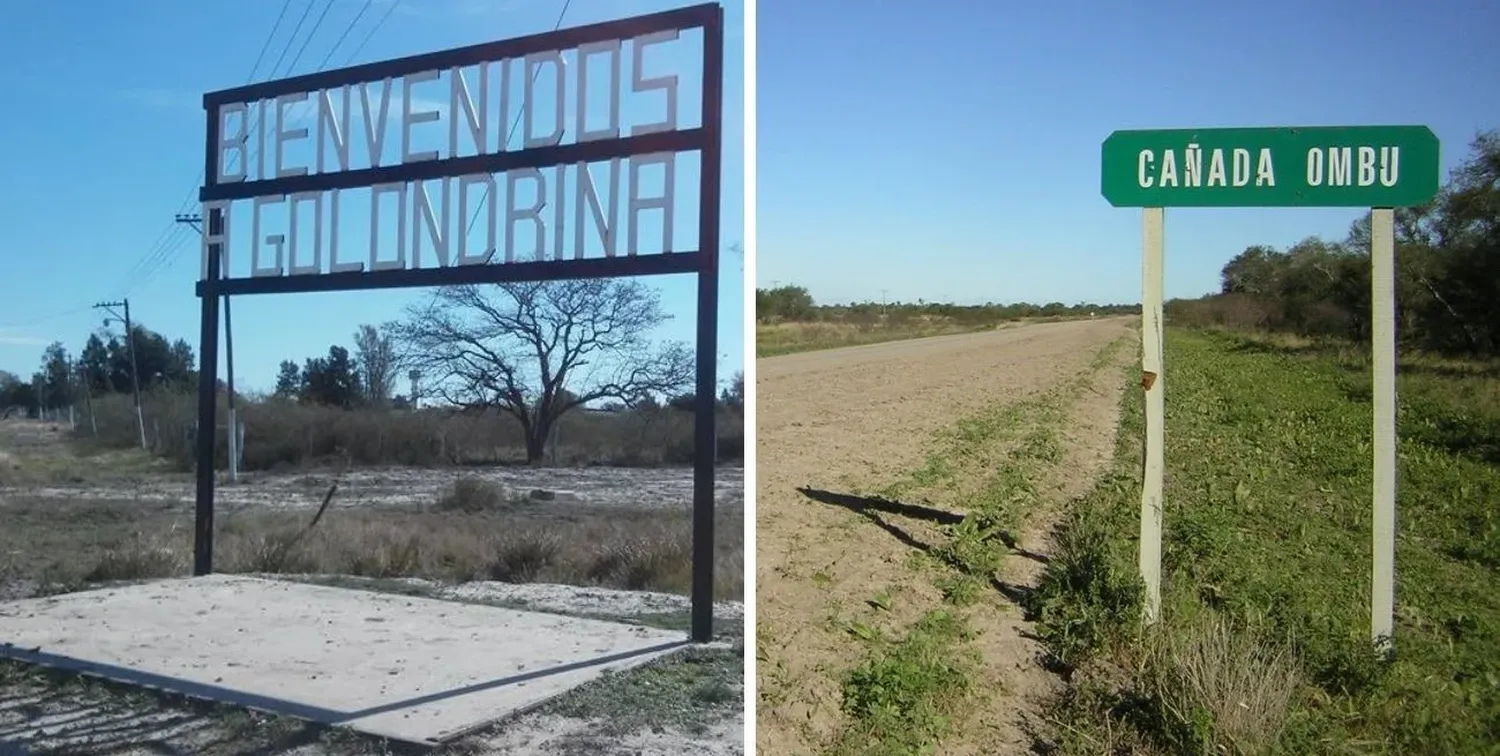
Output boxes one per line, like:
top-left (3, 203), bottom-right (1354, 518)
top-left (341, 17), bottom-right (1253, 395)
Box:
top-left (0, 421), bottom-right (745, 755)
top-left (0, 423), bottom-right (742, 514)
top-left (0, 578), bottom-right (744, 755)
top-left (755, 318), bottom-right (1135, 754)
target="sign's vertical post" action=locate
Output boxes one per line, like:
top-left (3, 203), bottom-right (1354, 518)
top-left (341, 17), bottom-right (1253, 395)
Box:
top-left (1370, 207), bottom-right (1398, 650)
top-left (193, 231), bottom-right (222, 577)
top-left (690, 5), bottom-right (726, 644)
top-left (194, 96), bottom-right (223, 577)
top-left (1139, 206), bottom-right (1166, 625)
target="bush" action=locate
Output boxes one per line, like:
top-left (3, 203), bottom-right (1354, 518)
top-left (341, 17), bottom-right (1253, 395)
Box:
top-left (75, 389), bottom-right (745, 471)
top-left (435, 477), bottom-right (514, 513)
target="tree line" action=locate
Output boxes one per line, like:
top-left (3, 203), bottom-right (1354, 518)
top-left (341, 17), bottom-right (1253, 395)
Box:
top-left (0, 323), bottom-right (401, 416)
top-left (756, 284), bottom-right (1139, 325)
top-left (1, 279), bottom-right (743, 464)
top-left (0, 329), bottom-right (195, 415)
top-left (1170, 130), bottom-right (1500, 355)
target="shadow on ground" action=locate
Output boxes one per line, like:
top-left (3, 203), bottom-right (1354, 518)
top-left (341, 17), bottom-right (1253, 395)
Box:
top-left (796, 487), bottom-right (1044, 610)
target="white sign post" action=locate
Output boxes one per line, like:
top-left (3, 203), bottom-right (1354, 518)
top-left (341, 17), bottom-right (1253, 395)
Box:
top-left (1139, 207), bottom-right (1166, 625)
top-left (1370, 208), bottom-right (1397, 649)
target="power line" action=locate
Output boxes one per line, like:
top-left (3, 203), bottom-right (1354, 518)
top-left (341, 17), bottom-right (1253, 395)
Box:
top-left (342, 0), bottom-right (400, 67)
top-left (246, 0), bottom-right (297, 82)
top-left (123, 0), bottom-right (390, 296)
top-left (317, 0), bottom-right (375, 70)
top-left (285, 0), bottom-right (339, 76)
top-left (110, 0), bottom-right (301, 299)
top-left (267, 0), bottom-right (319, 79)
top-left (0, 305), bottom-right (94, 333)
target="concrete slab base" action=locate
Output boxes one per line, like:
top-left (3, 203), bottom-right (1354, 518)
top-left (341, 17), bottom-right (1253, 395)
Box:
top-left (0, 575), bottom-right (686, 745)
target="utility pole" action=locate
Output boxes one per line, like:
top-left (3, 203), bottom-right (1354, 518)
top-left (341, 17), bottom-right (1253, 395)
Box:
top-left (76, 362), bottom-right (97, 436)
top-left (881, 288), bottom-right (889, 318)
top-left (178, 213), bottom-right (240, 482)
top-left (94, 300), bottom-right (146, 449)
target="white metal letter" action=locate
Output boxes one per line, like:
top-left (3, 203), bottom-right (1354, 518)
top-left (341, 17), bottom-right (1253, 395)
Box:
top-left (630, 31), bottom-right (680, 135)
top-left (251, 194), bottom-right (287, 277)
top-left (457, 174), bottom-right (497, 265)
top-left (369, 182), bottom-right (408, 271)
top-left (523, 52), bottom-right (567, 148)
top-left (402, 69), bottom-right (441, 163)
top-left (576, 159), bottom-right (621, 258)
top-left (275, 93), bottom-right (310, 178)
top-left (287, 191), bottom-right (324, 275)
top-left (217, 103), bottom-right (249, 184)
top-left (505, 168), bottom-right (547, 262)
top-left (577, 40), bottom-right (623, 142)
top-left (628, 152), bottom-right (676, 255)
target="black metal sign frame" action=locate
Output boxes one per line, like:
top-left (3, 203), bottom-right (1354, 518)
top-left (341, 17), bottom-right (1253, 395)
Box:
top-left (193, 4), bottom-right (724, 643)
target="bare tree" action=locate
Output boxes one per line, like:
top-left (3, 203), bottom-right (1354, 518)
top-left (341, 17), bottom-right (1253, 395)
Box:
top-left (353, 323), bottom-right (398, 406)
top-left (390, 280), bottom-right (694, 463)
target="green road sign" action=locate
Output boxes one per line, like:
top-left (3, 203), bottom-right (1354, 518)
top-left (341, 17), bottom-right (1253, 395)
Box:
top-left (1101, 126), bottom-right (1440, 208)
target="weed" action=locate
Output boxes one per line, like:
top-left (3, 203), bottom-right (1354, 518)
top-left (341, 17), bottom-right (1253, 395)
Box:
top-left (834, 609), bottom-right (978, 756)
top-left (434, 477), bottom-right (516, 513)
top-left (544, 643), bottom-right (743, 737)
top-left (82, 536), bottom-right (186, 582)
top-left (1025, 497), bottom-right (1144, 668)
top-left (1137, 616), bottom-right (1304, 755)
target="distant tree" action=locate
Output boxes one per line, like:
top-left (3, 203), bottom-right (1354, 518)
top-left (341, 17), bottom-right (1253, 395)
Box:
top-left (756, 285), bottom-right (817, 322)
top-left (353, 323), bottom-right (398, 406)
top-left (720, 371), bottom-right (744, 409)
top-left (79, 333), bottom-right (112, 393)
top-left (390, 280), bottom-right (693, 463)
top-left (37, 342), bottom-right (74, 408)
top-left (1184, 129), bottom-right (1500, 355)
top-left (92, 324), bottom-right (194, 394)
top-left (1221, 245), bottom-right (1282, 296)
top-left (301, 346), bottom-right (362, 409)
top-left (273, 360), bottom-right (302, 399)
top-left (0, 370), bottom-right (34, 416)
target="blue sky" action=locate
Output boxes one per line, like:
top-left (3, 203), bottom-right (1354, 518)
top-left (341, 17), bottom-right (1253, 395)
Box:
top-left (0, 0), bottom-right (744, 394)
top-left (757, 0), bottom-right (1500, 307)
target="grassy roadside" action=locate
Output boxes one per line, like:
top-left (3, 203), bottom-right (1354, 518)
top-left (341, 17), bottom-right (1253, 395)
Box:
top-left (1030, 328), bottom-right (1500, 754)
top-left (823, 335), bottom-right (1131, 755)
top-left (755, 315), bottom-right (1099, 358)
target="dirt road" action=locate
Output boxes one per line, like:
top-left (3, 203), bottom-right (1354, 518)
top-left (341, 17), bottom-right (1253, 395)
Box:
top-left (755, 318), bottom-right (1135, 754)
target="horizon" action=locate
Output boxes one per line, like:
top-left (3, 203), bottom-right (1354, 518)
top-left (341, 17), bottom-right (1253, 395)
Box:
top-left (757, 0), bottom-right (1499, 309)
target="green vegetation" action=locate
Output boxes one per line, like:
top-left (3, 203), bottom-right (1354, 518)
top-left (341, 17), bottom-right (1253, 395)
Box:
top-left (1170, 130), bottom-right (1500, 359)
top-left (833, 608), bottom-right (978, 756)
top-left (1030, 329), bottom-right (1500, 754)
top-left (1028, 130), bottom-right (1500, 754)
top-left (546, 642), bottom-right (744, 738)
top-left (756, 284), bottom-right (1138, 357)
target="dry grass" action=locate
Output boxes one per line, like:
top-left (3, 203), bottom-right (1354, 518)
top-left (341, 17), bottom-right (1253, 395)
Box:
top-left (756, 319), bottom-right (988, 357)
top-left (1, 491), bottom-right (744, 602)
top-left (1139, 617), bottom-right (1303, 755)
